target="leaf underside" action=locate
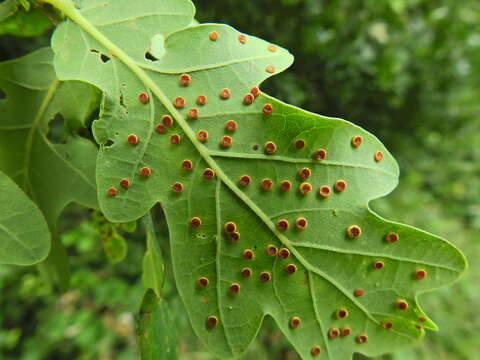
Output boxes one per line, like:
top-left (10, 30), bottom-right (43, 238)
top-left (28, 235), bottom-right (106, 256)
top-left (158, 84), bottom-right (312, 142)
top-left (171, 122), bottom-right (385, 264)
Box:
top-left (47, 0), bottom-right (466, 358)
top-left (0, 48), bottom-right (99, 284)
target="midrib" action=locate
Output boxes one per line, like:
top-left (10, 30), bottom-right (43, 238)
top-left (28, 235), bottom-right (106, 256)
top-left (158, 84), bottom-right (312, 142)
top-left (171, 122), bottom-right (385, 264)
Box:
top-left (45, 0), bottom-right (404, 336)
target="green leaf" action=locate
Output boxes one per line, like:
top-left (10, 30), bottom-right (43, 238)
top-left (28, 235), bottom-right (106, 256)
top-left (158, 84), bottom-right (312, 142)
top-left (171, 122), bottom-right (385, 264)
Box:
top-left (45, 0), bottom-right (467, 358)
top-left (141, 213), bottom-right (164, 297)
top-left (92, 210), bottom-right (127, 264)
top-left (0, 48), bottom-right (99, 286)
top-left (137, 289), bottom-right (177, 360)
top-left (0, 5), bottom-right (53, 37)
top-left (0, 0), bottom-right (18, 22)
top-left (0, 169), bottom-right (50, 265)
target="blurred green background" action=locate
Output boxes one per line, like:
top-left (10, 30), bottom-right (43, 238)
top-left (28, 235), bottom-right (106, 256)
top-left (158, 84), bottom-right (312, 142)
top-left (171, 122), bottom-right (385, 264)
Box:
top-left (1, 0), bottom-right (478, 359)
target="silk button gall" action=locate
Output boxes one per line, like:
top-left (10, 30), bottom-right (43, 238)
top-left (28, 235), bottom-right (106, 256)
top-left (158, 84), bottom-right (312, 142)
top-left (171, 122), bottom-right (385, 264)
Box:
top-left (264, 142), bottom-right (277, 155)
top-left (278, 248), bottom-right (290, 259)
top-left (187, 108), bottom-right (199, 120)
top-left (243, 93), bottom-right (255, 105)
top-left (220, 136), bottom-right (233, 148)
top-left (197, 277), bottom-right (209, 288)
top-left (243, 249), bottom-right (254, 260)
top-left (127, 134), bottom-right (138, 146)
top-left (179, 74), bottom-right (191, 86)
top-left (318, 186), bottom-right (331, 198)
top-left (206, 316), bottom-right (218, 328)
top-left (203, 168), bottom-right (215, 179)
top-left (340, 326), bottom-right (351, 336)
top-left (209, 31), bottom-right (218, 41)
top-left (172, 182), bottom-right (184, 193)
top-left (239, 175), bottom-right (251, 187)
top-left (138, 92), bottom-right (149, 104)
top-left (396, 299), bottom-right (409, 310)
top-left (280, 180), bottom-right (292, 192)
top-left (173, 96), bottom-right (185, 108)
top-left (266, 245), bottom-right (278, 256)
top-left (241, 267), bottom-right (252, 278)
top-left (298, 168), bottom-right (311, 179)
top-left (162, 115), bottom-right (174, 127)
top-left (285, 264), bottom-right (297, 274)
top-left (238, 34), bottom-right (247, 43)
top-left (374, 151), bottom-right (384, 162)
top-left (197, 95), bottom-right (207, 105)
top-left (299, 182), bottom-right (313, 195)
top-left (313, 148), bottom-right (327, 160)
top-left (225, 120), bottom-right (237, 132)
top-left (328, 328), bottom-right (340, 339)
top-left (250, 86), bottom-right (260, 97)
top-left (351, 136), bottom-right (363, 147)
top-left (224, 222), bottom-right (237, 233)
top-left (155, 124), bottom-right (167, 134)
top-left (290, 316), bottom-right (301, 329)
top-left (119, 179), bottom-right (130, 189)
top-left (197, 130), bottom-right (208, 142)
top-left (182, 160), bottom-right (193, 171)
top-left (354, 288), bottom-right (364, 297)
top-left (294, 139), bottom-right (305, 149)
top-left (107, 187), bottom-right (118, 196)
top-left (262, 104), bottom-right (273, 115)
top-left (267, 45), bottom-right (278, 52)
top-left (334, 180), bottom-right (347, 192)
top-left (229, 283), bottom-right (240, 295)
top-left (170, 134), bottom-right (181, 144)
top-left (385, 232), bottom-right (399, 243)
top-left (277, 219), bottom-right (289, 231)
top-left (260, 178), bottom-right (273, 191)
top-left (373, 260), bottom-right (385, 270)
top-left (295, 217), bottom-right (308, 230)
top-left (414, 269), bottom-right (427, 280)
top-left (190, 217), bottom-right (202, 228)
top-left (259, 271), bottom-right (271, 282)
top-left (346, 225), bottom-right (362, 239)
top-left (139, 167), bottom-right (151, 177)
top-left (356, 333), bottom-right (368, 344)
top-left (219, 88), bottom-right (231, 99)
top-left (266, 65), bottom-right (276, 73)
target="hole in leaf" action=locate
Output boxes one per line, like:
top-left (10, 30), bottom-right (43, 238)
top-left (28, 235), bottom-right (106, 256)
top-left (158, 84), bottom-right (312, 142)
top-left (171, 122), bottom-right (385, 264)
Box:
top-left (90, 49), bottom-right (99, 53)
top-left (46, 113), bottom-right (67, 144)
top-left (105, 140), bottom-right (114, 147)
top-left (100, 54), bottom-right (111, 63)
top-left (0, 89), bottom-right (6, 99)
top-left (252, 144), bottom-right (259, 150)
top-left (145, 52), bottom-right (158, 61)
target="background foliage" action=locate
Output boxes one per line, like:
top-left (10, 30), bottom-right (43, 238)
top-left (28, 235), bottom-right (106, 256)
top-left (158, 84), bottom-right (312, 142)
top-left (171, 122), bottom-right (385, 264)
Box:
top-left (0, 0), bottom-right (478, 358)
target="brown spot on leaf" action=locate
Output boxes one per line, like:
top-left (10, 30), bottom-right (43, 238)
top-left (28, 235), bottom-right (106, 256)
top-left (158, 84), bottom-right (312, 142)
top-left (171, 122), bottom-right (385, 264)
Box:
top-left (120, 179), bottom-right (130, 189)
top-left (170, 134), bottom-right (181, 144)
top-left (138, 92), bottom-right (149, 104)
top-left (127, 134), bottom-right (138, 146)
top-left (313, 149), bottom-right (327, 160)
top-left (139, 167), bottom-right (151, 177)
top-left (346, 225), bottom-right (361, 239)
top-left (172, 182), bottom-right (184, 193)
top-left (197, 130), bottom-right (208, 142)
top-left (203, 168), bottom-right (215, 179)
top-left (190, 217), bottom-right (202, 228)
top-left (278, 248), bottom-right (290, 259)
top-left (225, 120), bottom-right (237, 132)
top-left (173, 96), bottom-right (185, 108)
top-left (351, 136), bottom-right (363, 147)
top-left (179, 74), bottom-right (191, 86)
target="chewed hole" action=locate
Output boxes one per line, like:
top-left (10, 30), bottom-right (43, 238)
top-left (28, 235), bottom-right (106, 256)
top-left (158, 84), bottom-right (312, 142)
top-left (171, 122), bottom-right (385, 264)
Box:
top-left (145, 52), bottom-right (158, 61)
top-left (0, 89), bottom-right (6, 100)
top-left (105, 139), bottom-right (114, 147)
top-left (252, 144), bottom-right (259, 150)
top-left (100, 54), bottom-right (110, 63)
top-left (46, 113), bottom-right (67, 144)
top-left (90, 49), bottom-right (99, 53)
top-left (196, 233), bottom-right (207, 240)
